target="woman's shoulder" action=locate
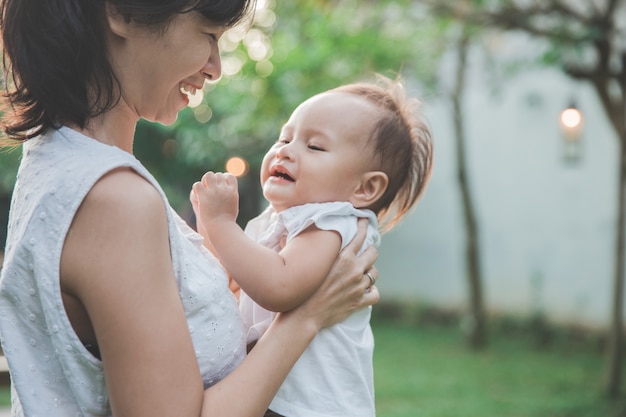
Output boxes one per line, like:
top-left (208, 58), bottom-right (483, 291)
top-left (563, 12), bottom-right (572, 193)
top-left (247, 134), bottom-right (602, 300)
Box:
top-left (21, 127), bottom-right (149, 194)
top-left (60, 167), bottom-right (170, 302)
top-left (85, 168), bottom-right (163, 215)
top-left (23, 126), bottom-right (165, 230)
top-left (6, 127), bottom-right (163, 251)
top-left (72, 167), bottom-right (169, 253)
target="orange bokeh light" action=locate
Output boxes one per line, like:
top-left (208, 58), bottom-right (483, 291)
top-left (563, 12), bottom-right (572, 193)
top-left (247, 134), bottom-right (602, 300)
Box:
top-left (226, 157), bottom-right (249, 177)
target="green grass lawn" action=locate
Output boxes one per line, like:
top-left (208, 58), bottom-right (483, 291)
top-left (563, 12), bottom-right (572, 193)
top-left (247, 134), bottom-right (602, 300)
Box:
top-left (373, 319), bottom-right (626, 417)
top-left (0, 316), bottom-right (624, 416)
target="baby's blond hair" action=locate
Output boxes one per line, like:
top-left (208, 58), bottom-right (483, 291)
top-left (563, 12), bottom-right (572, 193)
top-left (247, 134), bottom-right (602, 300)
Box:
top-left (332, 75), bottom-right (433, 232)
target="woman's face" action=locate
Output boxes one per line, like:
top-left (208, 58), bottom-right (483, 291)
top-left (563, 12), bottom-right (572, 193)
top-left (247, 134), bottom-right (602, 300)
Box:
top-left (108, 11), bottom-right (225, 125)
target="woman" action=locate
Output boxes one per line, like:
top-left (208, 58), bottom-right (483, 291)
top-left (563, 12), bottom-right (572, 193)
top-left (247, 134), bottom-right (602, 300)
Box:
top-left (0, 1), bottom-right (379, 416)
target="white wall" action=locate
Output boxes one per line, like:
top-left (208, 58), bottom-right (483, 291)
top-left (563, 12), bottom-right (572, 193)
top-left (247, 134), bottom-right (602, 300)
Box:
top-left (376, 35), bottom-right (620, 328)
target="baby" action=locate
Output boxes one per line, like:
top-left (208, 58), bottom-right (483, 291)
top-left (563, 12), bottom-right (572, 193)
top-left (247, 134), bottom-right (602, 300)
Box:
top-left (192, 75), bottom-right (433, 417)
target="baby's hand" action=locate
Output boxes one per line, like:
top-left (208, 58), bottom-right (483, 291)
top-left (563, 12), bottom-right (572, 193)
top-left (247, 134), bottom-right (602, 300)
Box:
top-left (191, 172), bottom-right (239, 225)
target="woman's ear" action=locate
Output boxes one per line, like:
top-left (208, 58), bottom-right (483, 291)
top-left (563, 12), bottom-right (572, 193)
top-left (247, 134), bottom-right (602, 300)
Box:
top-left (351, 171), bottom-right (389, 208)
top-left (105, 2), bottom-right (132, 38)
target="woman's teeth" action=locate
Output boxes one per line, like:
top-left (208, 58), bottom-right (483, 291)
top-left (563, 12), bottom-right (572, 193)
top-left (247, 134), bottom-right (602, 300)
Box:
top-left (180, 84), bottom-right (197, 97)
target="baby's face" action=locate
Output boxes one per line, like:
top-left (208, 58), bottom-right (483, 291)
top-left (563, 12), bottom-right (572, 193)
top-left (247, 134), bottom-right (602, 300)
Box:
top-left (260, 91), bottom-right (379, 212)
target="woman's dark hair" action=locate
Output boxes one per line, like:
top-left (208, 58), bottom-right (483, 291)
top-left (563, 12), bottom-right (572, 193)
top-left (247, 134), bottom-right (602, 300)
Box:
top-left (0, 0), bottom-right (255, 143)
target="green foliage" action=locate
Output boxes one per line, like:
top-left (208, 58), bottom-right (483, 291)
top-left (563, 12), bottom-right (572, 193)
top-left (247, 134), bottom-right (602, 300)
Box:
top-left (0, 147), bottom-right (20, 195)
top-left (0, 148), bottom-right (20, 247)
top-left (0, 1), bottom-right (448, 229)
top-left (131, 0), bottom-right (446, 223)
top-left (0, 318), bottom-right (621, 414)
top-left (372, 320), bottom-right (626, 417)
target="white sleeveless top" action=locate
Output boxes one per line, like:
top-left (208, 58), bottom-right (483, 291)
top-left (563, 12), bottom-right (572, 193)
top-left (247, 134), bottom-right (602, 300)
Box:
top-left (240, 203), bottom-right (380, 417)
top-left (0, 127), bottom-right (246, 416)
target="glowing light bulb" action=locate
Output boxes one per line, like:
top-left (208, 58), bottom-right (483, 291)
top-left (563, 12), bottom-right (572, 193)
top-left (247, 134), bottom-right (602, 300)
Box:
top-left (559, 102), bottom-right (583, 163)
top-left (560, 108), bottom-right (582, 129)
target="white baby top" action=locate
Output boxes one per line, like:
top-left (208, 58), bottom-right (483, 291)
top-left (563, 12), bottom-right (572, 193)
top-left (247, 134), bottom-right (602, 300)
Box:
top-left (0, 127), bottom-right (246, 417)
top-left (240, 202), bottom-right (380, 417)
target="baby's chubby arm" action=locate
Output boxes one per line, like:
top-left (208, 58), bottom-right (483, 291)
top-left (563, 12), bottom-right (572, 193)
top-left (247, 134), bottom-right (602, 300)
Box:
top-left (192, 172), bottom-right (342, 312)
top-left (190, 172), bottom-right (241, 297)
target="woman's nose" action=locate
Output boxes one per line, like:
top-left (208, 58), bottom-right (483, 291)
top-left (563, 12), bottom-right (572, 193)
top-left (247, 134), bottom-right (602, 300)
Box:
top-left (203, 43), bottom-right (222, 81)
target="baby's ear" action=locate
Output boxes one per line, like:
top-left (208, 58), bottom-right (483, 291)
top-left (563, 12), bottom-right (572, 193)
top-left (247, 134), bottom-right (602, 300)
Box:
top-left (351, 171), bottom-right (388, 208)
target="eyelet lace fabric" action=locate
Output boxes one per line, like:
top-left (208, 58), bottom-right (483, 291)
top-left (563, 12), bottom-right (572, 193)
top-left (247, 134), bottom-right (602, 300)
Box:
top-left (0, 127), bottom-right (245, 416)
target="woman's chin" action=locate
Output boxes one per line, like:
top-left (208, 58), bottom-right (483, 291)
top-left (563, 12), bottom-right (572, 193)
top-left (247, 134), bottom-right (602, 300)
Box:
top-left (147, 108), bottom-right (181, 126)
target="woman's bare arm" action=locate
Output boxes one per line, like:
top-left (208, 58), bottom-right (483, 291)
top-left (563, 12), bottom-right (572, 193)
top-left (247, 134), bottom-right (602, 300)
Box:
top-left (62, 169), bottom-right (378, 417)
top-left (202, 219), bottom-right (380, 416)
top-left (61, 169), bottom-right (204, 417)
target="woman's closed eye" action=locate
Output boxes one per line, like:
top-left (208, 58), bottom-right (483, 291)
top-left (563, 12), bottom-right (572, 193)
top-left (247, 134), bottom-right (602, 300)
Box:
top-left (202, 28), bottom-right (219, 42)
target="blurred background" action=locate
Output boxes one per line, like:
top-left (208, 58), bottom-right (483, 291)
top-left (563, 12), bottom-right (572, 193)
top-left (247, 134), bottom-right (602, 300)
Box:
top-left (1, 0), bottom-right (625, 415)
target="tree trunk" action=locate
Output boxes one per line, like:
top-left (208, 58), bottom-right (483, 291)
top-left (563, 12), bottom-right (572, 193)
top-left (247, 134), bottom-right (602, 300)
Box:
top-left (601, 52), bottom-right (626, 399)
top-left (605, 143), bottom-right (626, 398)
top-left (452, 31), bottom-right (487, 349)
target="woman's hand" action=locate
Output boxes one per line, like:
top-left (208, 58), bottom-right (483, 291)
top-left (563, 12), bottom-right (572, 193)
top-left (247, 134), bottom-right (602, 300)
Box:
top-left (207, 218), bottom-right (379, 417)
top-left (285, 218), bottom-right (380, 331)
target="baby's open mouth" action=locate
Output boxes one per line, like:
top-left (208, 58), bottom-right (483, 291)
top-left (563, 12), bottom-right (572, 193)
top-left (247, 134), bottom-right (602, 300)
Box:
top-left (271, 167), bottom-right (294, 182)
